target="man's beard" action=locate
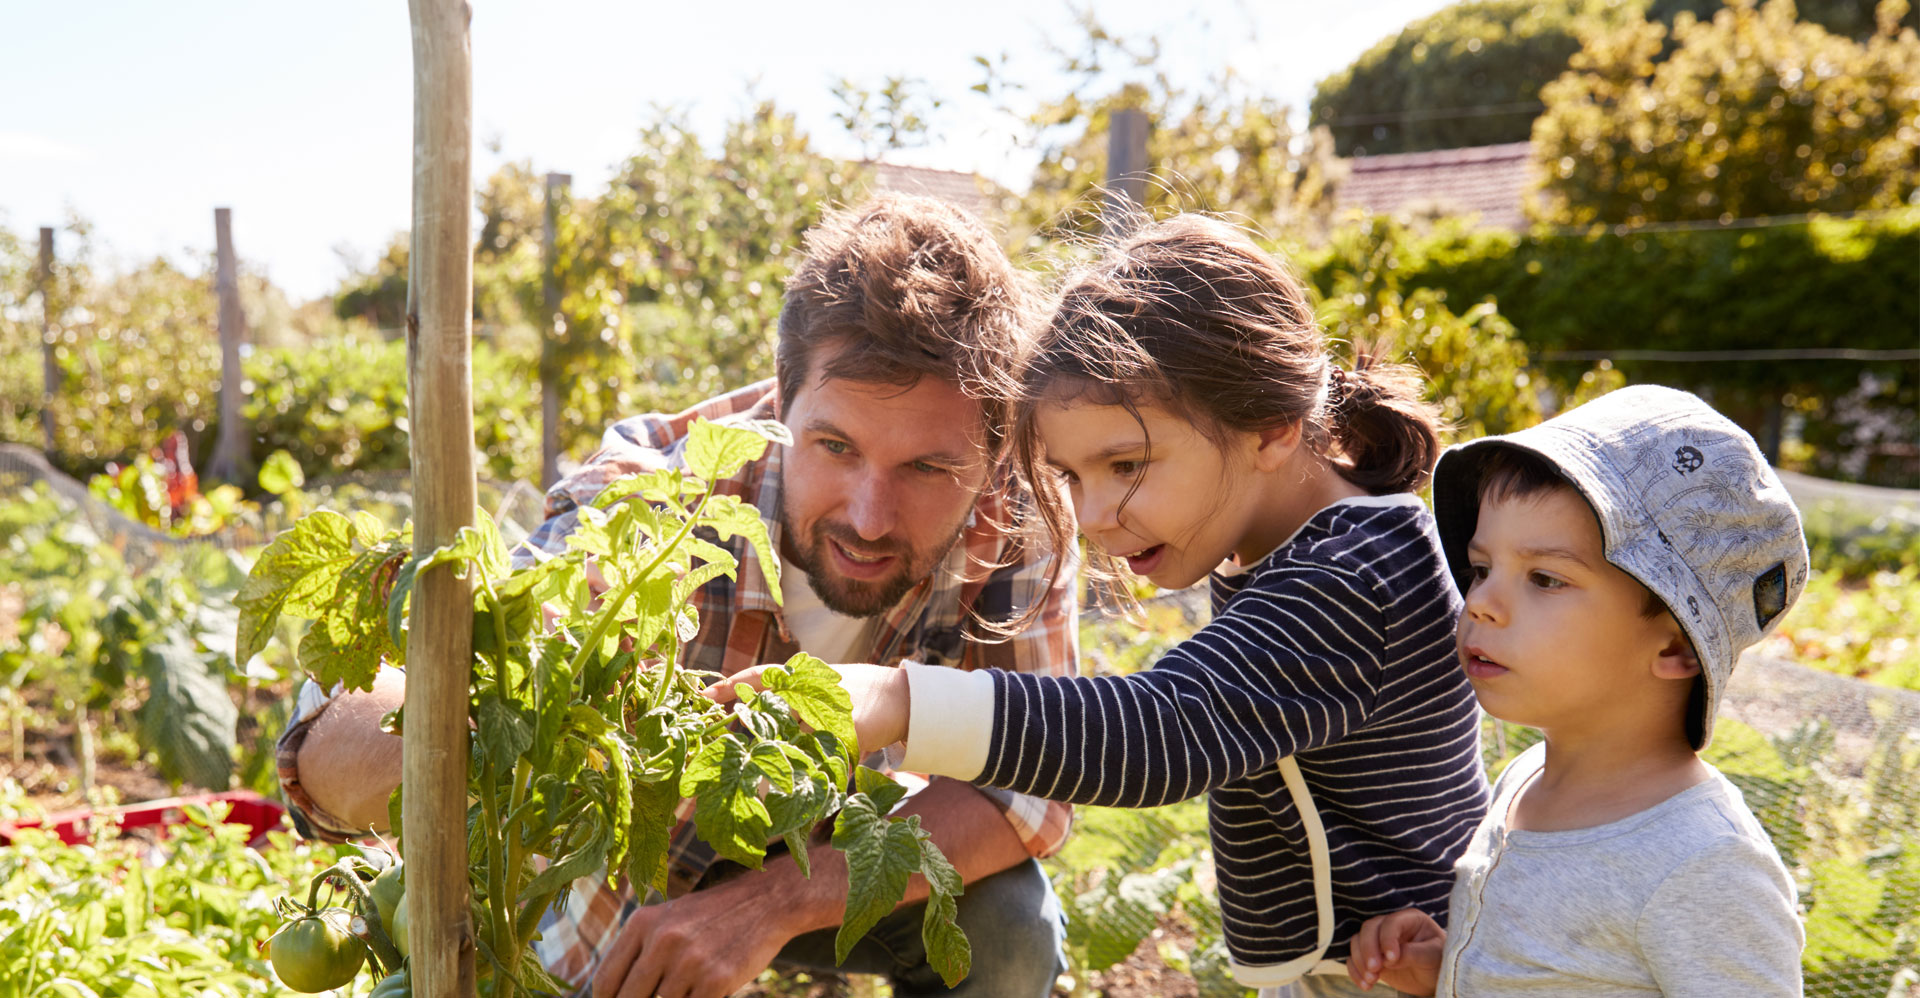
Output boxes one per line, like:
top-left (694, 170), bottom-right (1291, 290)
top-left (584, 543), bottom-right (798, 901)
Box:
top-left (778, 506), bottom-right (968, 618)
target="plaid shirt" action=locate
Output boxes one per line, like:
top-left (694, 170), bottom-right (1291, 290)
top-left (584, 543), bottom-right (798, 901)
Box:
top-left (277, 380), bottom-right (1078, 990)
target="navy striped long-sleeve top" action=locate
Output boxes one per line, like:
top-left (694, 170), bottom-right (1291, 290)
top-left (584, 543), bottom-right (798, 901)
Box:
top-left (966, 495), bottom-right (1489, 978)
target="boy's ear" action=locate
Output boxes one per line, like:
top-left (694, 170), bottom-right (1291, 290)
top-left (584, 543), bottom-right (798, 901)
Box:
top-left (1650, 633), bottom-right (1701, 681)
top-left (1253, 421), bottom-right (1304, 472)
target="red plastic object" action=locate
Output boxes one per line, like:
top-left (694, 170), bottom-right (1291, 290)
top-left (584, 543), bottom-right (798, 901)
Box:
top-left (0, 790), bottom-right (289, 848)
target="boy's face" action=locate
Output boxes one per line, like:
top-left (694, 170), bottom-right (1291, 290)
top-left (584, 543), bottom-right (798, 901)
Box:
top-left (1457, 485), bottom-right (1691, 739)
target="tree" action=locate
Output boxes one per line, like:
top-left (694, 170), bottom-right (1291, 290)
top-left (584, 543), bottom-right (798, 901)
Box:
top-left (1531, 0), bottom-right (1920, 226)
top-left (1310, 0), bottom-right (1634, 157)
top-left (831, 75), bottom-right (943, 159)
top-left (1310, 0), bottom-right (1918, 158)
top-left (982, 10), bottom-right (1343, 249)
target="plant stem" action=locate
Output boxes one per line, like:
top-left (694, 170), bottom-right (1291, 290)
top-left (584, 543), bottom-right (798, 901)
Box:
top-left (566, 489), bottom-right (712, 701)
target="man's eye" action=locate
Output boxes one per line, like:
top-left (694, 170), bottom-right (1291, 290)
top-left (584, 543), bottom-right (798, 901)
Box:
top-left (821, 439), bottom-right (850, 455)
top-left (911, 460), bottom-right (944, 475)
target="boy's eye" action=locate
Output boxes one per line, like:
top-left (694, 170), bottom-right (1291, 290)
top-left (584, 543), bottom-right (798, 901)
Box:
top-left (1529, 571), bottom-right (1567, 591)
top-left (1112, 460), bottom-right (1143, 477)
top-left (911, 460), bottom-right (943, 475)
top-left (1467, 563), bottom-right (1489, 585)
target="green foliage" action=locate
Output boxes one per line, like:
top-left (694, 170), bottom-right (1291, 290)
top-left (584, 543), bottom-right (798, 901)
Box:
top-left (1304, 214), bottom-right (1624, 441)
top-left (1766, 567), bottom-right (1920, 689)
top-left (1650, 0), bottom-right (1919, 36)
top-left (982, 10), bottom-right (1341, 246)
top-left (1309, 0), bottom-right (1919, 158)
top-left (831, 75), bottom-right (943, 159)
top-left (1303, 209), bottom-right (1920, 485)
top-left (1311, 0), bottom-right (1636, 156)
top-left (237, 333), bottom-right (543, 483)
top-left (0, 484), bottom-right (253, 790)
top-left (1533, 0), bottom-right (1920, 226)
top-left (1799, 496), bottom-right (1920, 579)
top-left (237, 418), bottom-right (969, 993)
top-left (0, 791), bottom-right (370, 996)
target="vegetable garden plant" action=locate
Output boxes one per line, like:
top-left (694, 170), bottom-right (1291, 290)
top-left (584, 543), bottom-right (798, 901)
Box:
top-left (237, 417), bottom-right (969, 995)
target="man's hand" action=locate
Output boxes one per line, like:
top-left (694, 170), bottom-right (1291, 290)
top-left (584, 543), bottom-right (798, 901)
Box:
top-left (590, 875), bottom-right (796, 998)
top-left (1346, 908), bottom-right (1445, 996)
top-left (706, 662), bottom-right (911, 754)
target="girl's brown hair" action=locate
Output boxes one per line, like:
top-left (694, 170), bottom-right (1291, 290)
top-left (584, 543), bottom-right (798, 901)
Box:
top-left (1013, 213), bottom-right (1443, 596)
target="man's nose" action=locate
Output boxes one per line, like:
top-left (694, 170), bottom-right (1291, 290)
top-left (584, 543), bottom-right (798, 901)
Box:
top-left (844, 472), bottom-right (898, 541)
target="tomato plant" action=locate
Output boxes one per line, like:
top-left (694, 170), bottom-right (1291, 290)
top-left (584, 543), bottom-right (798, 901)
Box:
top-left (237, 417), bottom-right (969, 995)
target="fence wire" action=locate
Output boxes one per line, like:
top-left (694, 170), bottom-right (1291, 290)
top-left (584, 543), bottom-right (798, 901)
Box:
top-left (4, 444), bottom-right (1914, 996)
top-left (1075, 585), bottom-right (1920, 997)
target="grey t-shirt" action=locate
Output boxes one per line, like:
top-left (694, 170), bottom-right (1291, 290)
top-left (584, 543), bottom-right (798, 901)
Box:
top-left (1436, 743), bottom-right (1804, 997)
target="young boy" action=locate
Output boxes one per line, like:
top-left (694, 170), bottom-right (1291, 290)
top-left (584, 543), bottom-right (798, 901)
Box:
top-left (1347, 384), bottom-right (1808, 996)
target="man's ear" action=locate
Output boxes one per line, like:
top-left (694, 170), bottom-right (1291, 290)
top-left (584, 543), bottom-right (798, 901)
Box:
top-left (1253, 421), bottom-right (1304, 472)
top-left (1650, 632), bottom-right (1701, 681)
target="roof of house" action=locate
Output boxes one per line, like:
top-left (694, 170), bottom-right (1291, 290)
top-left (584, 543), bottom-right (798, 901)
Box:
top-left (1336, 141), bottom-right (1536, 230)
top-left (859, 161), bottom-right (1002, 221)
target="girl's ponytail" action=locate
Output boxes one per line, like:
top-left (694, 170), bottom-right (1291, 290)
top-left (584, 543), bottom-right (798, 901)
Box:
top-left (1325, 351), bottom-right (1443, 495)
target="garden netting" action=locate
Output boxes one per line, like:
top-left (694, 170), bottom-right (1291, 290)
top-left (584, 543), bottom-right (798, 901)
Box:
top-left (4, 440), bottom-right (1915, 996)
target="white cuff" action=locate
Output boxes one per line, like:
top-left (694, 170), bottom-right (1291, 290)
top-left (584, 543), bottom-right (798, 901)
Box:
top-left (898, 664), bottom-right (996, 781)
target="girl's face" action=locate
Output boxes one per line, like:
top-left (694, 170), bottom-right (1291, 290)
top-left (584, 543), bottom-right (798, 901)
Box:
top-left (1036, 398), bottom-right (1271, 590)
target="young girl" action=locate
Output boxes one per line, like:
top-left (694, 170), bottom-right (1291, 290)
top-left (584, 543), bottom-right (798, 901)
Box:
top-left (722, 214), bottom-right (1490, 997)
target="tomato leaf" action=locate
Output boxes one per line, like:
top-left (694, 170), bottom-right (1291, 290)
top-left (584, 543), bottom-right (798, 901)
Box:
top-left (682, 735), bottom-right (773, 869)
top-left (831, 789), bottom-right (922, 964)
top-left (767, 654), bottom-right (858, 768)
top-left (685, 418), bottom-right (773, 481)
top-left (234, 510), bottom-right (357, 667)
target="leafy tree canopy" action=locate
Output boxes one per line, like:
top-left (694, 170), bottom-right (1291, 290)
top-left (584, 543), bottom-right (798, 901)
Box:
top-left (1311, 0), bottom-right (1916, 156)
top-left (979, 9), bottom-right (1343, 249)
top-left (1532, 0), bottom-right (1920, 225)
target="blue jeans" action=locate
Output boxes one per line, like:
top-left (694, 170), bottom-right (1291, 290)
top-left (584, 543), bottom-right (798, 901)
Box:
top-left (772, 858), bottom-right (1067, 997)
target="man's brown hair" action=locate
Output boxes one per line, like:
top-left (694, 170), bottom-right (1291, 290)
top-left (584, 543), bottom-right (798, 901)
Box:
top-left (776, 193), bottom-right (1039, 460)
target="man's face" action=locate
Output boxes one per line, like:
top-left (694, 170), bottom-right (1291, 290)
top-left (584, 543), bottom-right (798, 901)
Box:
top-left (778, 349), bottom-right (991, 617)
top-left (1456, 486), bottom-right (1686, 739)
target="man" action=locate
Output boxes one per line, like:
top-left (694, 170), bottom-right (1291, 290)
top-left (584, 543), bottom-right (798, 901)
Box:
top-left (275, 193), bottom-right (1079, 998)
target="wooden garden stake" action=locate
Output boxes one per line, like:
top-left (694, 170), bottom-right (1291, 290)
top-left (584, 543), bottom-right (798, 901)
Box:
top-left (1103, 107), bottom-right (1150, 239)
top-left (540, 171), bottom-right (570, 490)
top-left (208, 207), bottom-right (251, 483)
top-left (404, 1), bottom-right (479, 995)
top-left (37, 227), bottom-right (56, 455)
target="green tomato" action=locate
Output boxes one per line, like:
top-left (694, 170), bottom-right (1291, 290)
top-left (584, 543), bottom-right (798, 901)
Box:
top-left (269, 907), bottom-right (366, 993)
top-left (390, 900), bottom-right (409, 958)
top-left (370, 968), bottom-right (412, 998)
top-left (369, 863), bottom-right (406, 934)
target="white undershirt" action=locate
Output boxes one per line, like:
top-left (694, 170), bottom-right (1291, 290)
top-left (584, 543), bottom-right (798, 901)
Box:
top-left (776, 553), bottom-right (871, 665)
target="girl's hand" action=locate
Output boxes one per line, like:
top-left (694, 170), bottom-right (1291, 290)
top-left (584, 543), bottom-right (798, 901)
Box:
top-left (1347, 908), bottom-right (1444, 995)
top-left (704, 663), bottom-right (911, 754)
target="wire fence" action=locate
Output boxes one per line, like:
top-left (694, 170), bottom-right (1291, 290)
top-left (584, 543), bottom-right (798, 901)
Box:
top-left (4, 444), bottom-right (1916, 995)
top-left (1072, 583), bottom-right (1920, 997)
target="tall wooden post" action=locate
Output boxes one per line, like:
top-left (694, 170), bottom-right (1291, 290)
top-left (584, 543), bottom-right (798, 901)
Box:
top-left (1103, 108), bottom-right (1150, 240)
top-left (37, 228), bottom-right (56, 455)
top-left (208, 208), bottom-right (251, 483)
top-left (405, 1), bottom-right (478, 996)
top-left (540, 171), bottom-right (570, 489)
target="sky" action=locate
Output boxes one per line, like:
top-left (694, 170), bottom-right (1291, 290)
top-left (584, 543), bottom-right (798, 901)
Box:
top-left (0, 1), bottom-right (1453, 303)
